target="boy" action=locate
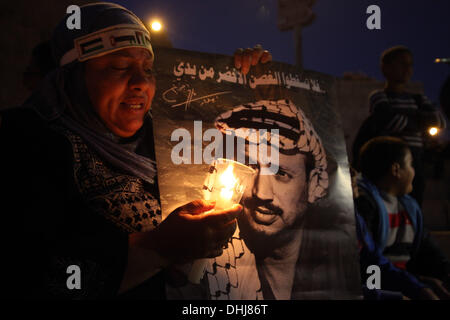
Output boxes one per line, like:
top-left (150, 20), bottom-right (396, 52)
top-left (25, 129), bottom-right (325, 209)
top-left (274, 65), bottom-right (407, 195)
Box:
top-left (356, 136), bottom-right (450, 299)
top-left (351, 167), bottom-right (436, 299)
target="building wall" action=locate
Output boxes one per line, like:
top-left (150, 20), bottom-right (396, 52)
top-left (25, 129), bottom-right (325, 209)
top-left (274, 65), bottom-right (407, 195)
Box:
top-left (0, 0), bottom-right (92, 109)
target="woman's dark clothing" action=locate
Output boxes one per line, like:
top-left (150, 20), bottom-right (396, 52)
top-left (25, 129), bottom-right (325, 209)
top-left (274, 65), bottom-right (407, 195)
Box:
top-left (0, 107), bottom-right (165, 299)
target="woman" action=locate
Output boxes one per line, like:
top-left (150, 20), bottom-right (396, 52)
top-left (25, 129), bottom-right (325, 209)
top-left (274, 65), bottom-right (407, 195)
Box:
top-left (0, 2), bottom-right (270, 299)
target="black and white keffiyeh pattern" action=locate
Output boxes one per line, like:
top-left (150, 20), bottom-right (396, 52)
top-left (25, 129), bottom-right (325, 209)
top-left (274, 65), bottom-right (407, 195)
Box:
top-left (215, 99), bottom-right (328, 203)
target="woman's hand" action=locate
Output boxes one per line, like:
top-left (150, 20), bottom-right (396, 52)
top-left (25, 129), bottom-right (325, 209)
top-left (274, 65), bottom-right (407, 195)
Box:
top-left (132, 200), bottom-right (242, 264)
top-left (234, 44), bottom-right (272, 75)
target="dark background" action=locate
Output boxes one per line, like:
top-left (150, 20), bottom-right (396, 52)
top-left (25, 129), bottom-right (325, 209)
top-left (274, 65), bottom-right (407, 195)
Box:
top-left (0, 0), bottom-right (448, 253)
top-left (119, 0), bottom-right (450, 104)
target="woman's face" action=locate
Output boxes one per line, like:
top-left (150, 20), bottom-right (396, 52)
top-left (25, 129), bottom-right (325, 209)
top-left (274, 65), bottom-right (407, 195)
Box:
top-left (84, 47), bottom-right (156, 137)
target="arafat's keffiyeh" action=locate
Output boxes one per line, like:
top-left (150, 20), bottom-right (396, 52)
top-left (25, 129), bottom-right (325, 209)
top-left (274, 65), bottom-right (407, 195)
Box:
top-left (215, 99), bottom-right (329, 203)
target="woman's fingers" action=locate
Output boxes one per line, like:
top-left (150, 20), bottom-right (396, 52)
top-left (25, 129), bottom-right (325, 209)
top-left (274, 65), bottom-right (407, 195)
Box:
top-left (240, 48), bottom-right (253, 75)
top-left (233, 45), bottom-right (272, 75)
top-left (260, 50), bottom-right (272, 64)
top-left (234, 48), bottom-right (244, 69)
top-left (251, 44), bottom-right (263, 66)
top-left (178, 199), bottom-right (216, 215)
top-left (211, 219), bottom-right (237, 243)
top-left (162, 200), bottom-right (241, 260)
top-left (201, 204), bottom-right (242, 225)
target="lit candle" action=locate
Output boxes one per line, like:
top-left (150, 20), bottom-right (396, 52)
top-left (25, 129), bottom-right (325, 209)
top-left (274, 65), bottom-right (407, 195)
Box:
top-left (216, 164), bottom-right (238, 209)
top-left (188, 159), bottom-right (255, 284)
top-left (202, 159), bottom-right (254, 210)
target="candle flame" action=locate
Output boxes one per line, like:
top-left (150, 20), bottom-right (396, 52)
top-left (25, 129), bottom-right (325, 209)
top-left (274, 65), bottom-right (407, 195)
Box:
top-left (219, 165), bottom-right (237, 200)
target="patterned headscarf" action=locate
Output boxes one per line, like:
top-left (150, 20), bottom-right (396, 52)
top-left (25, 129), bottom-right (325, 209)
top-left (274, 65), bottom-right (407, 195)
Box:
top-left (53, 2), bottom-right (153, 66)
top-left (215, 99), bottom-right (328, 203)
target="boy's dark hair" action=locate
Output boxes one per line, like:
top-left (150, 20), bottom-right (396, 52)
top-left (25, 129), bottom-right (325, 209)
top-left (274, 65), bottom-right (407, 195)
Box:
top-left (380, 45), bottom-right (412, 66)
top-left (359, 136), bottom-right (410, 182)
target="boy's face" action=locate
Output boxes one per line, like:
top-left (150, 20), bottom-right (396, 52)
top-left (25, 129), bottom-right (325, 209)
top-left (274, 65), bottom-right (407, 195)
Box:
top-left (383, 52), bottom-right (413, 85)
top-left (396, 149), bottom-right (415, 195)
top-left (84, 48), bottom-right (156, 138)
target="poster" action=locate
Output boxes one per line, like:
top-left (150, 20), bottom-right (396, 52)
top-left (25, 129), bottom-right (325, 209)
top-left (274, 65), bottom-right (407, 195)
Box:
top-left (152, 47), bottom-right (362, 299)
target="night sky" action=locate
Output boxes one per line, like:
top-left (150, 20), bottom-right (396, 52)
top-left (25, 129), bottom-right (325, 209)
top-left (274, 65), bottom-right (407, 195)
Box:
top-left (117, 0), bottom-right (450, 104)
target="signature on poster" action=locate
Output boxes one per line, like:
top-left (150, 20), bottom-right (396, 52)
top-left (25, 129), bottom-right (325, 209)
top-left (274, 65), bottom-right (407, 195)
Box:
top-left (162, 83), bottom-right (232, 110)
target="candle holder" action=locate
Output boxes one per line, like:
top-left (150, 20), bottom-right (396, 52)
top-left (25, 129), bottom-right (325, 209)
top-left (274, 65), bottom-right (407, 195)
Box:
top-left (188, 158), bottom-right (256, 284)
top-left (203, 158), bottom-right (256, 209)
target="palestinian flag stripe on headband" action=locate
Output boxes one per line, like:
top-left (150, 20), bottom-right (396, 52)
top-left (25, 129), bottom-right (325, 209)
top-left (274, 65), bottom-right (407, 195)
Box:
top-left (80, 38), bottom-right (103, 54)
top-left (60, 24), bottom-right (153, 66)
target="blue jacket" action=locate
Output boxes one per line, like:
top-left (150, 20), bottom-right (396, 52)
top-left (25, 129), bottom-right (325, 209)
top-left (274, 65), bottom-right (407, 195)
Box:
top-left (357, 176), bottom-right (424, 255)
top-left (355, 210), bottom-right (426, 299)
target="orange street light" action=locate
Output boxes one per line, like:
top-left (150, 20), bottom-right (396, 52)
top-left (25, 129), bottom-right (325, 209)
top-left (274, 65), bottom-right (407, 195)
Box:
top-left (150, 20), bottom-right (162, 32)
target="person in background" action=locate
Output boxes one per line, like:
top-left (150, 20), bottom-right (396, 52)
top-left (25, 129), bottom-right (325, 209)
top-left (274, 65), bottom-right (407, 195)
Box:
top-left (439, 74), bottom-right (450, 236)
top-left (351, 167), bottom-right (439, 300)
top-left (353, 46), bottom-right (446, 207)
top-left (355, 136), bottom-right (450, 299)
top-left (440, 75), bottom-right (450, 119)
top-left (22, 41), bottom-right (56, 92)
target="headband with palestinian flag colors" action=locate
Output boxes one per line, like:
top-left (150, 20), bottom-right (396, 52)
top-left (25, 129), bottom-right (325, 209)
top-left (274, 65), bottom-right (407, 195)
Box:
top-left (52, 3), bottom-right (154, 67)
